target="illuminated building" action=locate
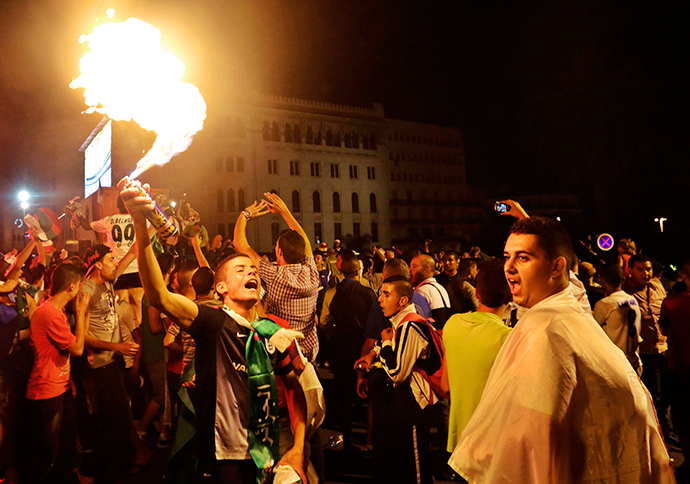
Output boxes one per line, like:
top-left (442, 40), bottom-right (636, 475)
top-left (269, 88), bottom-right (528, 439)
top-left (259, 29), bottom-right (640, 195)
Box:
top-left (2, 92), bottom-right (473, 253)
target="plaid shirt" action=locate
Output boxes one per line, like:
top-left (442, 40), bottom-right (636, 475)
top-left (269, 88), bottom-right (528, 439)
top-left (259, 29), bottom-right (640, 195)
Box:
top-left (260, 257), bottom-right (320, 361)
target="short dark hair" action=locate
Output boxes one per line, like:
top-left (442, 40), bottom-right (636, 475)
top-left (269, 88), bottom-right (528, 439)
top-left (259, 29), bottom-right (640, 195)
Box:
top-left (50, 263), bottom-right (84, 296)
top-left (458, 258), bottom-right (477, 278)
top-left (475, 259), bottom-right (511, 308)
top-left (278, 229), bottom-right (306, 264)
top-left (24, 263), bottom-right (46, 285)
top-left (174, 266), bottom-right (196, 292)
top-left (443, 251), bottom-right (458, 261)
top-left (156, 252), bottom-right (176, 276)
top-left (192, 267), bottom-right (215, 295)
top-left (340, 255), bottom-right (360, 277)
top-left (598, 262), bottom-right (624, 289)
top-left (509, 217), bottom-right (573, 266)
top-left (215, 253), bottom-right (253, 285)
top-left (382, 275), bottom-right (414, 302)
top-left (628, 253), bottom-right (651, 268)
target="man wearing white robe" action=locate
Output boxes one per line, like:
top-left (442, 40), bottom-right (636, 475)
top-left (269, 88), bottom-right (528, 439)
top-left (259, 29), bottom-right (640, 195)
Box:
top-left (449, 216), bottom-right (676, 484)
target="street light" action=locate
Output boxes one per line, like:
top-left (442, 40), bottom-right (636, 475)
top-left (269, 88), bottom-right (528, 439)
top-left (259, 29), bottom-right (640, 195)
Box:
top-left (18, 191), bottom-right (29, 203)
top-left (654, 217), bottom-right (667, 233)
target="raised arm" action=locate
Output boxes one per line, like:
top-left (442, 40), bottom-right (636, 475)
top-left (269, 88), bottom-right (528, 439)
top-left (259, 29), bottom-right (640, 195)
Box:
top-left (115, 241), bottom-right (137, 279)
top-left (34, 238), bottom-right (50, 268)
top-left (68, 290), bottom-right (91, 357)
top-left (233, 200), bottom-right (268, 267)
top-left (118, 177), bottom-right (199, 331)
top-left (5, 232), bottom-right (37, 280)
top-left (497, 199), bottom-right (529, 220)
top-left (263, 192), bottom-right (312, 257)
top-left (191, 233), bottom-right (210, 268)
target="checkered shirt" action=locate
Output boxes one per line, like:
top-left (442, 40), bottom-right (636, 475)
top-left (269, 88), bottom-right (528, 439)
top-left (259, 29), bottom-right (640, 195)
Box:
top-left (259, 256), bottom-right (321, 361)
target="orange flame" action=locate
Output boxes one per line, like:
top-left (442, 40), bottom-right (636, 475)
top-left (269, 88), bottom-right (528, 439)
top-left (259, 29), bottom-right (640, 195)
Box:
top-left (70, 17), bottom-right (207, 179)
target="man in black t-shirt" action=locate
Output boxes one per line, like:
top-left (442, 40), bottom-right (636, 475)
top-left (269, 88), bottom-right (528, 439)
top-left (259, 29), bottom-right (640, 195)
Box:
top-left (120, 179), bottom-right (308, 484)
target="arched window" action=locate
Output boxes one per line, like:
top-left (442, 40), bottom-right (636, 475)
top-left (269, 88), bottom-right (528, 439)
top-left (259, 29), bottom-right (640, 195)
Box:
top-left (326, 129), bottom-right (333, 146)
top-left (262, 121), bottom-right (270, 140)
top-left (306, 126), bottom-right (313, 144)
top-left (362, 134), bottom-right (369, 150)
top-left (314, 129), bottom-right (322, 145)
top-left (344, 132), bottom-right (352, 148)
top-left (271, 122), bottom-right (280, 141)
top-left (351, 133), bottom-right (359, 149)
top-left (352, 193), bottom-right (359, 213)
top-left (312, 191), bottom-right (321, 213)
top-left (227, 189), bottom-right (235, 211)
top-left (292, 190), bottom-right (300, 213)
top-left (284, 123), bottom-right (293, 143)
top-left (333, 192), bottom-right (341, 213)
top-left (370, 193), bottom-right (377, 213)
top-left (238, 189), bottom-right (245, 209)
top-left (293, 124), bottom-right (301, 144)
top-left (370, 134), bottom-right (377, 150)
top-left (217, 189), bottom-right (224, 212)
top-left (334, 131), bottom-right (341, 147)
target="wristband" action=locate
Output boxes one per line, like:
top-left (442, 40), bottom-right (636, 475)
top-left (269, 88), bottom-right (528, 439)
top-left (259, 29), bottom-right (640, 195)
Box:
top-left (242, 209), bottom-right (252, 221)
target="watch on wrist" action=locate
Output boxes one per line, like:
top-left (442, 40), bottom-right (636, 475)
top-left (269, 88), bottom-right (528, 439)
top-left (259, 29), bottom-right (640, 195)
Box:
top-left (242, 209), bottom-right (252, 221)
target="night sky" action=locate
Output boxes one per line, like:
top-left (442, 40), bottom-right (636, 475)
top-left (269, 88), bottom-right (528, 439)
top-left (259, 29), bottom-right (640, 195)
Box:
top-left (1, 0), bottom-right (690, 260)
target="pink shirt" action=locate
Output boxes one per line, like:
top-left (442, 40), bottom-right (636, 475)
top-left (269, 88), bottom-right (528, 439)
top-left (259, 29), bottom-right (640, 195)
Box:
top-left (26, 301), bottom-right (76, 400)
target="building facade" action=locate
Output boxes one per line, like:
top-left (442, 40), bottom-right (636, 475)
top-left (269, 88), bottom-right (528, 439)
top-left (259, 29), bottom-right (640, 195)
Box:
top-left (2, 92), bottom-right (475, 254)
top-left (144, 92), bottom-right (472, 252)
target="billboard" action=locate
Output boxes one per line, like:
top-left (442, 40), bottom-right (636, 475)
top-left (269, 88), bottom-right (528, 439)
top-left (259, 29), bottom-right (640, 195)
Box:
top-left (84, 119), bottom-right (112, 198)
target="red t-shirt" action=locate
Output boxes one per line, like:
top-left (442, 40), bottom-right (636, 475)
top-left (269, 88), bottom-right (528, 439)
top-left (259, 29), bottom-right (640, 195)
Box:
top-left (26, 300), bottom-right (76, 400)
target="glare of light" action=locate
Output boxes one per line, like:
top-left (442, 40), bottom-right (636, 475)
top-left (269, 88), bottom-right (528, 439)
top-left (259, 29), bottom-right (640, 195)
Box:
top-left (18, 191), bottom-right (29, 202)
top-left (106, 9), bottom-right (115, 18)
top-left (70, 17), bottom-right (207, 179)
top-left (654, 217), bottom-right (667, 233)
top-left (556, 216), bottom-right (561, 221)
top-left (670, 264), bottom-right (677, 271)
top-left (20, 202), bottom-right (29, 210)
top-left (170, 201), bottom-right (177, 208)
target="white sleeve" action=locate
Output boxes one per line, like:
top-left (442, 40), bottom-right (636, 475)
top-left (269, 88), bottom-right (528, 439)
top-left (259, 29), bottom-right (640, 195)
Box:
top-left (90, 216), bottom-right (111, 233)
top-left (379, 321), bottom-right (428, 384)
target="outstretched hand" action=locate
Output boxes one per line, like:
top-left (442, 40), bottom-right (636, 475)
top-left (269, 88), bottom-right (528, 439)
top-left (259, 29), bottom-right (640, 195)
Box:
top-left (244, 200), bottom-right (270, 220)
top-left (263, 192), bottom-right (290, 215)
top-left (497, 199), bottom-right (529, 220)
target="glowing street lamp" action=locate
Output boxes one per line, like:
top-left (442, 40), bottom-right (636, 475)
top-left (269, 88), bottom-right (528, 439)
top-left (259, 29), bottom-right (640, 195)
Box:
top-left (654, 217), bottom-right (667, 233)
top-left (18, 191), bottom-right (29, 203)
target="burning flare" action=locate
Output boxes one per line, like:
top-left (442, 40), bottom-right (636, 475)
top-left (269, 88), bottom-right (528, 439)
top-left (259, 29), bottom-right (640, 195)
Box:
top-left (70, 17), bottom-right (207, 179)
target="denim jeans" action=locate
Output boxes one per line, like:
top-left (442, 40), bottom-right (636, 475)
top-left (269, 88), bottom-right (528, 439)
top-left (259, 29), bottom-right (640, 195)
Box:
top-left (24, 390), bottom-right (76, 484)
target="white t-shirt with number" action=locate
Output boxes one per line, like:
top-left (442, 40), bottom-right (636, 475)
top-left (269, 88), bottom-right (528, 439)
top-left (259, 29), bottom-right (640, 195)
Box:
top-left (91, 214), bottom-right (138, 274)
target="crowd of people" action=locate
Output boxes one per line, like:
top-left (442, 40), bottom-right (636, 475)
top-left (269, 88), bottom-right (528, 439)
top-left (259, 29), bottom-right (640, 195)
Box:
top-left (0, 185), bottom-right (686, 484)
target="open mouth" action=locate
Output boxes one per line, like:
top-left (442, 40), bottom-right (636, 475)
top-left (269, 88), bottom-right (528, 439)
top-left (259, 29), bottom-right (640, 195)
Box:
top-left (507, 278), bottom-right (520, 295)
top-left (244, 280), bottom-right (258, 291)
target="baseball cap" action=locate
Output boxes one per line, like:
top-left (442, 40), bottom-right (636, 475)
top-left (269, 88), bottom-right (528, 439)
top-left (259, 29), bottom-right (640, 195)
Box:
top-left (83, 244), bottom-right (111, 275)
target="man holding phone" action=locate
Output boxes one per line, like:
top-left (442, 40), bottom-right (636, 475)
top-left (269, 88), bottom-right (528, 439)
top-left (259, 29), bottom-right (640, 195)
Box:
top-left (449, 217), bottom-right (675, 484)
